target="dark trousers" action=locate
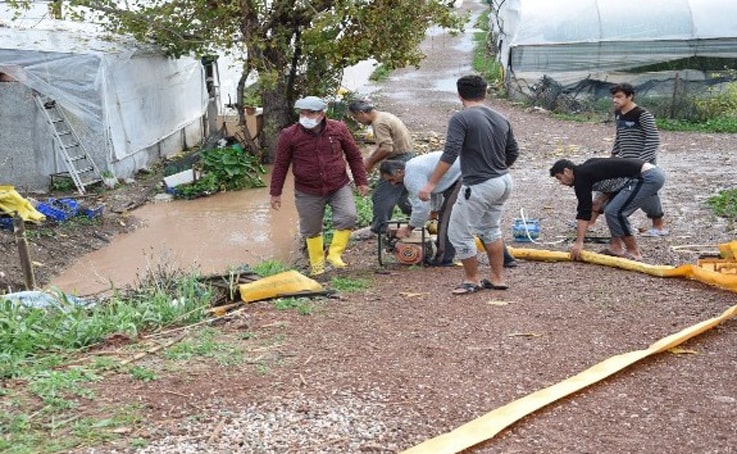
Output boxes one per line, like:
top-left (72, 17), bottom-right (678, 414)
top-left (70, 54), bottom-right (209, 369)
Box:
top-left (370, 153), bottom-right (415, 234)
top-left (430, 180), bottom-right (461, 265)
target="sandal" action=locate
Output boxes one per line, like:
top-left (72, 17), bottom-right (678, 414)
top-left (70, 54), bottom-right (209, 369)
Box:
top-left (451, 282), bottom-right (481, 295)
top-left (598, 247), bottom-right (626, 257)
top-left (598, 248), bottom-right (640, 261)
top-left (640, 228), bottom-right (669, 237)
top-left (481, 279), bottom-right (509, 290)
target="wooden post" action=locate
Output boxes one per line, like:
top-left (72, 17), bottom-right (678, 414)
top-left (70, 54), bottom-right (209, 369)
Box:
top-left (13, 213), bottom-right (36, 290)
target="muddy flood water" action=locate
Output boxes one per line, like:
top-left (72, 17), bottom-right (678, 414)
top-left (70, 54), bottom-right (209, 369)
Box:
top-left (51, 171), bottom-right (300, 296)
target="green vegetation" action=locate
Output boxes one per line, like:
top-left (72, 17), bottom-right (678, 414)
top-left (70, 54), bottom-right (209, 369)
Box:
top-left (165, 327), bottom-right (244, 366)
top-left (174, 145), bottom-right (266, 199)
top-left (472, 9), bottom-right (504, 90)
top-left (330, 276), bottom-right (370, 293)
top-left (49, 175), bottom-right (77, 193)
top-left (0, 234), bottom-right (372, 453)
top-left (650, 81), bottom-right (737, 132)
top-left (272, 297), bottom-right (315, 315)
top-left (129, 365), bottom-right (158, 381)
top-left (369, 64), bottom-right (392, 83)
top-left (549, 83), bottom-right (737, 133)
top-left (656, 117), bottom-right (737, 133)
top-left (707, 188), bottom-right (737, 227)
top-left (354, 192), bottom-right (374, 229)
top-left (243, 82), bottom-right (262, 108)
top-left (0, 278), bottom-right (209, 379)
top-left (0, 272), bottom-right (211, 452)
top-left (252, 260), bottom-right (290, 277)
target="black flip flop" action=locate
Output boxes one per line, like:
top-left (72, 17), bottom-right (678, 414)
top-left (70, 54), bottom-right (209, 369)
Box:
top-left (451, 282), bottom-right (481, 295)
top-left (481, 279), bottom-right (509, 290)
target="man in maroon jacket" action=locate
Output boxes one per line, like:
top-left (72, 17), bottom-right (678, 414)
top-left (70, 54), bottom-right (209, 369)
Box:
top-left (270, 96), bottom-right (369, 276)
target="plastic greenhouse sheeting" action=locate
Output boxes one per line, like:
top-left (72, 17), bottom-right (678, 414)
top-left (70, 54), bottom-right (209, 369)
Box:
top-left (493, 0), bottom-right (737, 84)
top-left (0, 14), bottom-right (207, 161)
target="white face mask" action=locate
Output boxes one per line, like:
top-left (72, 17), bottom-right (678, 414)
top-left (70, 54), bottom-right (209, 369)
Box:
top-left (299, 115), bottom-right (321, 129)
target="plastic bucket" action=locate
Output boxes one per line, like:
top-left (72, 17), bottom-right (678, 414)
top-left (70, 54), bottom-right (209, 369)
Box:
top-left (512, 218), bottom-right (540, 242)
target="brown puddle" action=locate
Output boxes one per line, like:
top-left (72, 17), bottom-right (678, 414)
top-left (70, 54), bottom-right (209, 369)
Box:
top-left (51, 172), bottom-right (300, 296)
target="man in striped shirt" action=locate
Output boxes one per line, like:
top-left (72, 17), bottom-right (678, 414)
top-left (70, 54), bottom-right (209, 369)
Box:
top-left (608, 83), bottom-right (668, 237)
top-left (587, 84), bottom-right (668, 238)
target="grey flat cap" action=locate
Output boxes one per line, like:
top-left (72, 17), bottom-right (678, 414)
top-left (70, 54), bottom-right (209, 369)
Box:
top-left (294, 96), bottom-right (327, 111)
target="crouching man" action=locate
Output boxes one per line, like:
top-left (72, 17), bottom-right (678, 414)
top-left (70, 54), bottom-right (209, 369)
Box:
top-left (549, 157), bottom-right (665, 261)
top-left (380, 151), bottom-right (517, 267)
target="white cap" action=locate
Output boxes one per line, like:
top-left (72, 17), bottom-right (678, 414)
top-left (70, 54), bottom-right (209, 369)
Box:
top-left (294, 96), bottom-right (327, 111)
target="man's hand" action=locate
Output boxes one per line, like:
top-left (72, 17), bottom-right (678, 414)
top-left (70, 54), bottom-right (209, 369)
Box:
top-left (570, 240), bottom-right (584, 261)
top-left (571, 219), bottom-right (590, 260)
top-left (270, 195), bottom-right (281, 210)
top-left (363, 157), bottom-right (374, 173)
top-left (419, 182), bottom-right (436, 201)
top-left (364, 148), bottom-right (389, 173)
top-left (356, 185), bottom-right (369, 197)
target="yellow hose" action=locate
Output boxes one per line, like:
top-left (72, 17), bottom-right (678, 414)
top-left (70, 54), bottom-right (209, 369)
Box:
top-left (402, 241), bottom-right (737, 454)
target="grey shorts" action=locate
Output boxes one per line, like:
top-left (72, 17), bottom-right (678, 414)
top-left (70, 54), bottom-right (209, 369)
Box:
top-left (448, 173), bottom-right (513, 260)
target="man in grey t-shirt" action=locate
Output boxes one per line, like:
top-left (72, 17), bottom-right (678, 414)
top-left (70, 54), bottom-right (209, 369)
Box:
top-left (420, 75), bottom-right (519, 294)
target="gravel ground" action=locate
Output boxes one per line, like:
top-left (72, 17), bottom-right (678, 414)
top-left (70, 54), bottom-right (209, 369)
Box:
top-left (64, 0), bottom-right (737, 452)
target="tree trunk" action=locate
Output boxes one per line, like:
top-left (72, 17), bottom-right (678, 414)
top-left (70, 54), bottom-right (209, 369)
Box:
top-left (260, 82), bottom-right (294, 163)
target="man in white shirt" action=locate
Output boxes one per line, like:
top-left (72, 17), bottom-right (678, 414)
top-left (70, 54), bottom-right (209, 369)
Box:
top-left (380, 152), bottom-right (517, 267)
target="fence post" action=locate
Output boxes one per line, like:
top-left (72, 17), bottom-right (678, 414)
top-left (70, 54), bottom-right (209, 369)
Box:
top-left (13, 213), bottom-right (36, 290)
top-left (671, 71), bottom-right (680, 119)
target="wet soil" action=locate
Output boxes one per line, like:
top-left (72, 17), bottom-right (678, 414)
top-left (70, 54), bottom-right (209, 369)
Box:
top-left (2, 0), bottom-right (737, 452)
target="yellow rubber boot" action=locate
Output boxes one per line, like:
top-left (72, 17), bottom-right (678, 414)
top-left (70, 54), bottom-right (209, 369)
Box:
top-left (306, 236), bottom-right (325, 276)
top-left (326, 229), bottom-right (351, 268)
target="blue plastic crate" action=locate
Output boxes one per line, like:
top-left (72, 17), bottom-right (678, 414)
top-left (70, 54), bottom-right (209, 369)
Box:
top-left (0, 217), bottom-right (13, 231)
top-left (82, 204), bottom-right (104, 219)
top-left (36, 198), bottom-right (79, 222)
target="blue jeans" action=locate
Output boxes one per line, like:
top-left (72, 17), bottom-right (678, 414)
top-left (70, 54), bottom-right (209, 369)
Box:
top-left (604, 167), bottom-right (666, 237)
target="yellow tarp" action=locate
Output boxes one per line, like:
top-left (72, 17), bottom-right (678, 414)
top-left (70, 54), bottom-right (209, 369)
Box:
top-left (238, 270), bottom-right (323, 303)
top-left (402, 241), bottom-right (737, 454)
top-left (0, 185), bottom-right (45, 223)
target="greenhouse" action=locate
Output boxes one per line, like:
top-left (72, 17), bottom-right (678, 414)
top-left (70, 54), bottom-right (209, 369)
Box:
top-left (490, 0), bottom-right (737, 108)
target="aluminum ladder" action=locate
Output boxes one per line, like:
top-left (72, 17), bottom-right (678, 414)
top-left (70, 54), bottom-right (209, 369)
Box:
top-left (34, 93), bottom-right (102, 195)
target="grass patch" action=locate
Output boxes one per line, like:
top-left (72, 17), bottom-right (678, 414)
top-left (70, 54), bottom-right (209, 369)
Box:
top-left (0, 275), bottom-right (210, 379)
top-left (656, 117), bottom-right (737, 133)
top-left (707, 188), bottom-right (737, 227)
top-left (165, 327), bottom-right (244, 365)
top-left (0, 254), bottom-right (365, 452)
top-left (129, 365), bottom-right (158, 381)
top-left (272, 297), bottom-right (315, 315)
top-left (330, 276), bottom-right (370, 293)
top-left (471, 6), bottom-right (504, 91)
top-left (251, 260), bottom-right (290, 277)
top-left (0, 270), bottom-right (212, 452)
